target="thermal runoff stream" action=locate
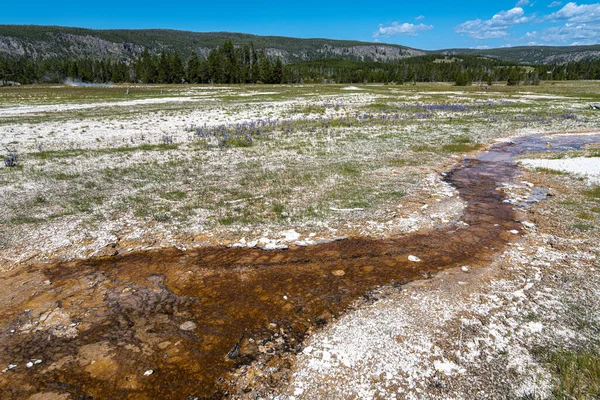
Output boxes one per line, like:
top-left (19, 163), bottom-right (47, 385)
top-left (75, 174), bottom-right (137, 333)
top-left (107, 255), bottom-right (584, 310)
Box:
top-left (0, 133), bottom-right (598, 399)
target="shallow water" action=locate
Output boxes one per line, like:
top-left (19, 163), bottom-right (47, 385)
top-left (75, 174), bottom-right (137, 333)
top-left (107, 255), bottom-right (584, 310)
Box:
top-left (0, 133), bottom-right (597, 399)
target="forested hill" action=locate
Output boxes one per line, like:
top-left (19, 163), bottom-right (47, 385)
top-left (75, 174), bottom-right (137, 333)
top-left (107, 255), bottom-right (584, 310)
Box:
top-left (0, 25), bottom-right (424, 63)
top-left (440, 45), bottom-right (600, 65)
top-left (1, 25), bottom-right (599, 65)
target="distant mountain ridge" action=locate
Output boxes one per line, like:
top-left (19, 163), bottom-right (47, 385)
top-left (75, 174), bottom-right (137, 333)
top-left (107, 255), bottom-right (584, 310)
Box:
top-left (441, 45), bottom-right (600, 65)
top-left (0, 25), bottom-right (599, 65)
top-left (0, 25), bottom-right (425, 63)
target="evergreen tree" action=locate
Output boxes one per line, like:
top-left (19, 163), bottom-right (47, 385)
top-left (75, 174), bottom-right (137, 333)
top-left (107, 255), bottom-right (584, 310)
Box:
top-left (186, 51), bottom-right (201, 83)
top-left (507, 67), bottom-right (521, 86)
top-left (258, 51), bottom-right (273, 83)
top-left (207, 48), bottom-right (222, 83)
top-left (250, 43), bottom-right (260, 83)
top-left (454, 71), bottom-right (469, 86)
top-left (221, 40), bottom-right (237, 83)
top-left (171, 53), bottom-right (185, 83)
top-left (273, 57), bottom-right (283, 84)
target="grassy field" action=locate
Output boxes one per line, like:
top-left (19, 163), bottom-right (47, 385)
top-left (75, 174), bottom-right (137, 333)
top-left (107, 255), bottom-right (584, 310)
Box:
top-left (1, 81), bottom-right (599, 263)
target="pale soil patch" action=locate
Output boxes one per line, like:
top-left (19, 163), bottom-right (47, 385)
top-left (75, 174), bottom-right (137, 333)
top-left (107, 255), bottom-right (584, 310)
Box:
top-left (518, 93), bottom-right (573, 100)
top-left (519, 157), bottom-right (600, 184)
top-left (0, 96), bottom-right (197, 116)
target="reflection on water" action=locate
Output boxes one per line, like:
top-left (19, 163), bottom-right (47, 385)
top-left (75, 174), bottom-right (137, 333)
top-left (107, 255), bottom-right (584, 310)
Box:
top-left (0, 133), bottom-right (597, 399)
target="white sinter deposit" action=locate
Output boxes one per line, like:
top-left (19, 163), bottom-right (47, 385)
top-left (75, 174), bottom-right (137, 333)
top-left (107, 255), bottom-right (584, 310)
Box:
top-left (519, 157), bottom-right (600, 185)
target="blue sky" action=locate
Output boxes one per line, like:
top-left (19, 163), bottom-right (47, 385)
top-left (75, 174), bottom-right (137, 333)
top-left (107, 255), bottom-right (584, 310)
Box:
top-left (2, 0), bottom-right (599, 49)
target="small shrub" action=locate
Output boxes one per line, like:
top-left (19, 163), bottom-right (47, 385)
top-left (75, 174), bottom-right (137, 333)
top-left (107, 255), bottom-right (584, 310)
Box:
top-left (272, 202), bottom-right (284, 216)
top-left (153, 212), bottom-right (171, 222)
top-left (4, 148), bottom-right (19, 167)
top-left (161, 135), bottom-right (174, 145)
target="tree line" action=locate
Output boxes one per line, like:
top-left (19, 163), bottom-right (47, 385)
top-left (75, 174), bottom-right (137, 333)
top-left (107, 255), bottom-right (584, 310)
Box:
top-left (1, 40), bottom-right (600, 85)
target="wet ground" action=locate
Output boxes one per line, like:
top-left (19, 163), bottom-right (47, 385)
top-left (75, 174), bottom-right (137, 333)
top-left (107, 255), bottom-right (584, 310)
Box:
top-left (0, 133), bottom-right (598, 399)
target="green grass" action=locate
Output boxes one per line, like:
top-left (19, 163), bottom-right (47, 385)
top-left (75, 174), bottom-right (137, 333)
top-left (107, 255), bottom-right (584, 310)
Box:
top-left (550, 350), bottom-right (600, 399)
top-left (337, 162), bottom-right (362, 176)
top-left (559, 201), bottom-right (577, 206)
top-left (572, 223), bottom-right (594, 231)
top-left (450, 134), bottom-right (472, 143)
top-left (27, 149), bottom-right (88, 159)
top-left (271, 202), bottom-right (285, 215)
top-left (535, 167), bottom-right (568, 175)
top-left (107, 143), bottom-right (180, 153)
top-left (67, 195), bottom-right (104, 213)
top-left (3, 215), bottom-right (46, 225)
top-left (292, 104), bottom-right (327, 114)
top-left (584, 186), bottom-right (600, 200)
top-left (441, 143), bottom-right (482, 153)
top-left (28, 143), bottom-right (179, 160)
top-left (160, 190), bottom-right (187, 201)
top-left (577, 212), bottom-right (596, 221)
top-left (51, 172), bottom-right (81, 181)
top-left (412, 143), bottom-right (482, 153)
top-left (218, 216), bottom-right (237, 226)
top-left (587, 150), bottom-right (600, 157)
top-left (387, 158), bottom-right (419, 167)
top-left (152, 211), bottom-right (172, 222)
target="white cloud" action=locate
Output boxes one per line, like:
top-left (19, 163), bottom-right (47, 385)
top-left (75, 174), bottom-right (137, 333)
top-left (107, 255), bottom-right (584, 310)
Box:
top-left (532, 2), bottom-right (600, 43)
top-left (523, 30), bottom-right (538, 37)
top-left (529, 23), bottom-right (600, 43)
top-left (547, 2), bottom-right (600, 23)
top-left (416, 15), bottom-right (425, 20)
top-left (373, 22), bottom-right (434, 38)
top-left (455, 7), bottom-right (532, 39)
top-left (548, 1), bottom-right (563, 7)
top-left (516, 0), bottom-right (530, 6)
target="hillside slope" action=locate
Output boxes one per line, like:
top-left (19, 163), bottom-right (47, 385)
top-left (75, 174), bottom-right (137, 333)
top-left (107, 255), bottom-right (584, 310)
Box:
top-left (0, 25), bottom-right (424, 63)
top-left (441, 45), bottom-right (600, 64)
top-left (0, 25), bottom-right (598, 64)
